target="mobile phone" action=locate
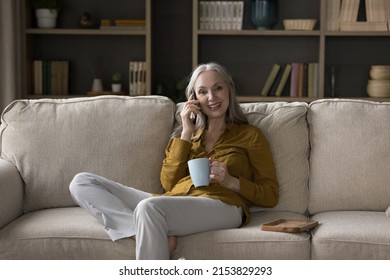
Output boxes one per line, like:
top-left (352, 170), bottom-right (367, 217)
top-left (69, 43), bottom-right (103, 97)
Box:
top-left (190, 93), bottom-right (197, 123)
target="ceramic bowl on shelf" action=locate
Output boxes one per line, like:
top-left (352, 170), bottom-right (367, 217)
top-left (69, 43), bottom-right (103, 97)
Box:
top-left (367, 80), bottom-right (390, 97)
top-left (283, 19), bottom-right (317, 31)
top-left (369, 65), bottom-right (390, 80)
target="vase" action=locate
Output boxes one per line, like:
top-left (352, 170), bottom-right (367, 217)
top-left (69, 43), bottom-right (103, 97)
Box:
top-left (91, 78), bottom-right (103, 92)
top-left (35, 9), bottom-right (58, 29)
top-left (111, 83), bottom-right (122, 93)
top-left (251, 0), bottom-right (278, 30)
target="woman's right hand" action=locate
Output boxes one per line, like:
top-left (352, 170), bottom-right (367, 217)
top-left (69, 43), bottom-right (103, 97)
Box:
top-left (180, 94), bottom-right (200, 141)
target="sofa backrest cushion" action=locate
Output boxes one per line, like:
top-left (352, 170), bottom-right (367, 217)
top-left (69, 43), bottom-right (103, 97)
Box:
top-left (308, 99), bottom-right (390, 214)
top-left (0, 96), bottom-right (175, 212)
top-left (175, 102), bottom-right (310, 214)
top-left (241, 102), bottom-right (310, 214)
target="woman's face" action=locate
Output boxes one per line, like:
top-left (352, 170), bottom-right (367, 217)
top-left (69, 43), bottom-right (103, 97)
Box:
top-left (193, 70), bottom-right (230, 122)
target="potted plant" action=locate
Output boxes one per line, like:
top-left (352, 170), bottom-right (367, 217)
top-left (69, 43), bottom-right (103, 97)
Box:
top-left (32, 0), bottom-right (63, 28)
top-left (111, 72), bottom-right (122, 93)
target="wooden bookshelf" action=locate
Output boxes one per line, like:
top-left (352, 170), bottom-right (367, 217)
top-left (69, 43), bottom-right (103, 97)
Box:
top-left (20, 0), bottom-right (152, 98)
top-left (192, 0), bottom-right (390, 102)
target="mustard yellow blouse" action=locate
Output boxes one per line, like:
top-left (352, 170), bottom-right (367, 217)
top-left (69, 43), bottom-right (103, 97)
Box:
top-left (159, 123), bottom-right (279, 225)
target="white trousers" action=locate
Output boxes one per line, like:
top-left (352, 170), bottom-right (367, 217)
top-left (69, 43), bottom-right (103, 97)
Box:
top-left (69, 172), bottom-right (243, 259)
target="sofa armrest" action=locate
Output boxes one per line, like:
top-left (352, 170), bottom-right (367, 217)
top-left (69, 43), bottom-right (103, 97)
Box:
top-left (0, 159), bottom-right (24, 229)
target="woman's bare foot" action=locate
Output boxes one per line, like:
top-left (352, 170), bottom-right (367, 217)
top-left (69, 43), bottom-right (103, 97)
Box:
top-left (131, 235), bottom-right (176, 258)
top-left (168, 236), bottom-right (177, 258)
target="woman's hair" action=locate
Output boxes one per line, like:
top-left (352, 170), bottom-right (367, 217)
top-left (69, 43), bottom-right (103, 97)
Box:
top-left (172, 62), bottom-right (248, 138)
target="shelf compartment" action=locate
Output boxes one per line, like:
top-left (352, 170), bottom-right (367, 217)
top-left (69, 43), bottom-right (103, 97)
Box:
top-left (325, 36), bottom-right (390, 98)
top-left (198, 36), bottom-right (320, 97)
top-left (197, 30), bottom-right (321, 37)
top-left (25, 28), bottom-right (147, 36)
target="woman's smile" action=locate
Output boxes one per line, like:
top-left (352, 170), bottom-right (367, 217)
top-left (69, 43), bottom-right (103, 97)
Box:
top-left (208, 102), bottom-right (222, 110)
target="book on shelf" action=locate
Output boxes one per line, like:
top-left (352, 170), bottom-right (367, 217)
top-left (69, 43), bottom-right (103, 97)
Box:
top-left (290, 63), bottom-right (299, 97)
top-left (129, 61), bottom-right (147, 96)
top-left (339, 0), bottom-right (361, 22)
top-left (297, 63), bottom-right (305, 97)
top-left (313, 63), bottom-right (319, 98)
top-left (260, 64), bottom-right (280, 96)
top-left (335, 0), bottom-right (390, 31)
top-left (259, 62), bottom-right (318, 98)
top-left (268, 64), bottom-right (286, 96)
top-left (365, 0), bottom-right (387, 22)
top-left (32, 60), bottom-right (69, 95)
top-left (274, 64), bottom-right (292, 97)
top-left (308, 63), bottom-right (319, 98)
top-left (326, 0), bottom-right (341, 31)
top-left (289, 62), bottom-right (319, 98)
top-left (388, 0), bottom-right (390, 30)
top-left (199, 1), bottom-right (243, 30)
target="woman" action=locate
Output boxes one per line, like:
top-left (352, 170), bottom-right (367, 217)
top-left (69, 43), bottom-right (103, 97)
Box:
top-left (69, 62), bottom-right (279, 260)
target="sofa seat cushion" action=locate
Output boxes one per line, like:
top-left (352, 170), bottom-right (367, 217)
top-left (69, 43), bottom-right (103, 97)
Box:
top-left (0, 96), bottom-right (176, 212)
top-left (311, 211), bottom-right (390, 259)
top-left (0, 207), bottom-right (134, 259)
top-left (172, 211), bottom-right (311, 260)
top-left (1, 209), bottom-right (310, 260)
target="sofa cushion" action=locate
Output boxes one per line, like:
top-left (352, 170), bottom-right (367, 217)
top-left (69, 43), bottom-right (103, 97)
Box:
top-left (308, 99), bottom-right (390, 214)
top-left (0, 207), bottom-right (134, 259)
top-left (0, 208), bottom-right (309, 260)
top-left (0, 96), bottom-right (176, 212)
top-left (241, 102), bottom-right (310, 214)
top-left (174, 102), bottom-right (309, 214)
top-left (311, 211), bottom-right (390, 259)
top-left (173, 211), bottom-right (310, 260)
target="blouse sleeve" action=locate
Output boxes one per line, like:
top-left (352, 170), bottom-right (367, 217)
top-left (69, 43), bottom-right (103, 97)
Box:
top-left (160, 137), bottom-right (192, 192)
top-left (239, 128), bottom-right (279, 207)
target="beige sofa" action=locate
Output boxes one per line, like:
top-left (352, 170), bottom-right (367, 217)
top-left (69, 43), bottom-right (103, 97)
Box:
top-left (0, 96), bottom-right (389, 259)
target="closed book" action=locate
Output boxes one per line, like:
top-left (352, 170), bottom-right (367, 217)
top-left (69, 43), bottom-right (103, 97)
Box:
top-left (261, 64), bottom-right (280, 96)
top-left (339, 0), bottom-right (360, 22)
top-left (199, 1), bottom-right (206, 30)
top-left (61, 61), bottom-right (69, 94)
top-left (313, 63), bottom-right (319, 98)
top-left (235, 1), bottom-right (244, 30)
top-left (303, 63), bottom-right (309, 97)
top-left (275, 64), bottom-right (292, 97)
top-left (50, 61), bottom-right (61, 95)
top-left (33, 60), bottom-right (43, 95)
top-left (366, 0), bottom-right (388, 22)
top-left (290, 63), bottom-right (300, 97)
top-left (388, 0), bottom-right (390, 30)
top-left (297, 63), bottom-right (304, 97)
top-left (43, 61), bottom-right (51, 95)
top-left (209, 2), bottom-right (216, 30)
top-left (214, 1), bottom-right (222, 30)
top-left (326, 0), bottom-right (341, 31)
top-left (269, 65), bottom-right (285, 96)
top-left (308, 63), bottom-right (316, 98)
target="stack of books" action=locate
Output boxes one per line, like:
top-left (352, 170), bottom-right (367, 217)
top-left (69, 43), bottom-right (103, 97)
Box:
top-left (326, 0), bottom-right (389, 31)
top-left (100, 19), bottom-right (146, 30)
top-left (129, 61), bottom-right (147, 96)
top-left (32, 60), bottom-right (69, 95)
top-left (260, 62), bottom-right (319, 98)
top-left (199, 1), bottom-right (244, 30)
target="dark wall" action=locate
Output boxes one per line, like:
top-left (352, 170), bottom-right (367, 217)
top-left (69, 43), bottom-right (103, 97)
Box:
top-left (152, 0), bottom-right (192, 101)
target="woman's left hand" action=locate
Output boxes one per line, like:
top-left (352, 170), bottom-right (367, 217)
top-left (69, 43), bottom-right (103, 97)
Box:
top-left (209, 158), bottom-right (240, 192)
